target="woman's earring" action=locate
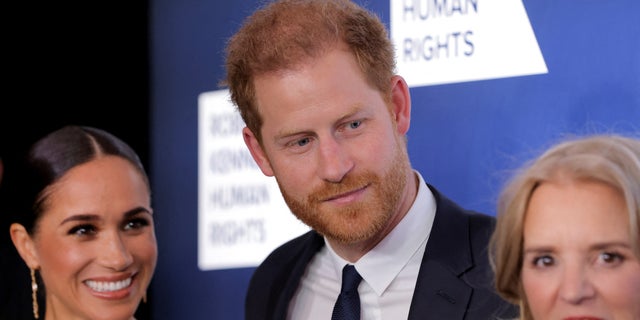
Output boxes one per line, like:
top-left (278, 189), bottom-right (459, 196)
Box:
top-left (30, 268), bottom-right (39, 319)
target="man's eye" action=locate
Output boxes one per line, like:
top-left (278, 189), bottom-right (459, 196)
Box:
top-left (296, 137), bottom-right (310, 147)
top-left (349, 120), bottom-right (362, 129)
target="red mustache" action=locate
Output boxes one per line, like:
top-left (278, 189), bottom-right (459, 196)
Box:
top-left (307, 172), bottom-right (376, 202)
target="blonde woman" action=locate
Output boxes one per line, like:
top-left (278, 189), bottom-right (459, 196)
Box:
top-left (490, 134), bottom-right (640, 319)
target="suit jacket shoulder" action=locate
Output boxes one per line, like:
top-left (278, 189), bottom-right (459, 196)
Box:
top-left (245, 230), bottom-right (323, 320)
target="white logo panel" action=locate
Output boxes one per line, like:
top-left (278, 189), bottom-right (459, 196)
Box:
top-left (197, 90), bottom-right (309, 270)
top-left (391, 0), bottom-right (548, 87)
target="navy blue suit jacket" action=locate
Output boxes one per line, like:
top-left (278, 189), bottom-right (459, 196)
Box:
top-left (245, 185), bottom-right (518, 319)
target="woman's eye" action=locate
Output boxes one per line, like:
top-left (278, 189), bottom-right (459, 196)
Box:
top-left (68, 224), bottom-right (97, 236)
top-left (599, 252), bottom-right (624, 265)
top-left (124, 218), bottom-right (150, 231)
top-left (532, 255), bottom-right (554, 268)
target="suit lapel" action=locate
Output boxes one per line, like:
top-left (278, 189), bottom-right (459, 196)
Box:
top-left (408, 185), bottom-right (474, 320)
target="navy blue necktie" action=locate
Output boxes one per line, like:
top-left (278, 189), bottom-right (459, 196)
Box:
top-left (331, 265), bottom-right (362, 320)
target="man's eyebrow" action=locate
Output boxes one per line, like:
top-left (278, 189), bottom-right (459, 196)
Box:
top-left (273, 104), bottom-right (365, 139)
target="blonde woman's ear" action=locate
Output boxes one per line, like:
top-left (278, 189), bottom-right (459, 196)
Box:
top-left (10, 223), bottom-right (40, 269)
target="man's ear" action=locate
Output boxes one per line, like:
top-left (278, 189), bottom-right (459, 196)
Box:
top-left (242, 127), bottom-right (275, 176)
top-left (10, 223), bottom-right (40, 269)
top-left (389, 75), bottom-right (411, 135)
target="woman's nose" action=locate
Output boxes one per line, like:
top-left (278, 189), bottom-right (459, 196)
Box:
top-left (99, 232), bottom-right (134, 271)
top-left (559, 263), bottom-right (596, 304)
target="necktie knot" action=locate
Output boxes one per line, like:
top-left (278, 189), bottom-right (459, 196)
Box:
top-left (332, 265), bottom-right (362, 320)
top-left (340, 265), bottom-right (362, 294)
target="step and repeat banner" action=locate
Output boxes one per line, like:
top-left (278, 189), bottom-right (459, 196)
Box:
top-left (151, 0), bottom-right (639, 318)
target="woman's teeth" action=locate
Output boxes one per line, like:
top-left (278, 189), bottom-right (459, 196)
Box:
top-left (85, 278), bottom-right (131, 292)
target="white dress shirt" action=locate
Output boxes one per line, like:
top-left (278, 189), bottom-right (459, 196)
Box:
top-left (288, 171), bottom-right (437, 319)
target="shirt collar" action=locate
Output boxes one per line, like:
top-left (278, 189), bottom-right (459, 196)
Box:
top-left (326, 171), bottom-right (437, 295)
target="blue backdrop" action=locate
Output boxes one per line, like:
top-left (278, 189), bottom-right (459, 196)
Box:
top-left (149, 1), bottom-right (639, 319)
